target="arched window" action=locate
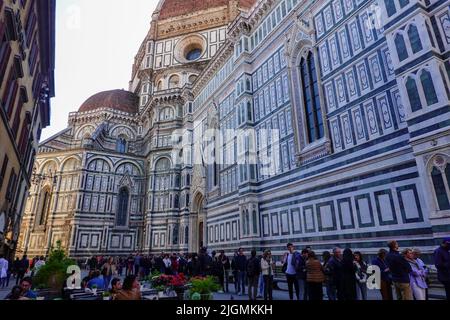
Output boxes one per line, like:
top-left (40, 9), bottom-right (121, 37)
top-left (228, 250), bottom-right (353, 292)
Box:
top-left (188, 75), bottom-right (198, 84)
top-left (157, 81), bottom-right (163, 91)
top-left (406, 77), bottom-right (422, 112)
top-left (384, 0), bottom-right (396, 17)
top-left (156, 158), bottom-right (171, 171)
top-left (395, 33), bottom-right (408, 62)
top-left (252, 210), bottom-right (258, 234)
top-left (184, 226), bottom-right (189, 245)
top-left (116, 137), bottom-right (127, 153)
top-left (408, 25), bottom-right (423, 54)
top-left (37, 189), bottom-right (51, 226)
top-left (169, 75), bottom-right (180, 89)
top-left (431, 166), bottom-right (450, 210)
top-left (420, 70), bottom-right (438, 106)
top-left (300, 52), bottom-right (324, 143)
top-left (116, 188), bottom-right (129, 227)
top-left (245, 210), bottom-right (250, 235)
top-left (174, 194), bottom-right (180, 209)
top-left (173, 224), bottom-right (179, 245)
top-left (186, 174), bottom-right (191, 186)
top-left (159, 107), bottom-right (174, 121)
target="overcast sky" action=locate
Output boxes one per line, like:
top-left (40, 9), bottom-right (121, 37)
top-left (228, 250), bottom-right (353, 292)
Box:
top-left (42, 0), bottom-right (159, 140)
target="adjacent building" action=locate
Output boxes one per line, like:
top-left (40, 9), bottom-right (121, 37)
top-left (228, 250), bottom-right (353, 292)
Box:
top-left (0, 0), bottom-right (55, 259)
top-left (19, 0), bottom-right (450, 261)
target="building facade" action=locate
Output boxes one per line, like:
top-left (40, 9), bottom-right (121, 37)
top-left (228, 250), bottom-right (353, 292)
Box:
top-left (0, 0), bottom-right (55, 259)
top-left (19, 0), bottom-right (450, 260)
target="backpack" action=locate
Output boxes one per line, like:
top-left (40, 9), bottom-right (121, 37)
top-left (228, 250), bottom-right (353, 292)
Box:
top-left (247, 258), bottom-right (260, 277)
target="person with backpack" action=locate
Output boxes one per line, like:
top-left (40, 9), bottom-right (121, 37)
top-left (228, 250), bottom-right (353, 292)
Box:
top-left (246, 250), bottom-right (261, 301)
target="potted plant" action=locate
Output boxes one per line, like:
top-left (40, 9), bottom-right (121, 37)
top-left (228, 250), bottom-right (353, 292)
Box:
top-left (188, 276), bottom-right (220, 300)
top-left (91, 285), bottom-right (98, 296)
top-left (102, 291), bottom-right (111, 301)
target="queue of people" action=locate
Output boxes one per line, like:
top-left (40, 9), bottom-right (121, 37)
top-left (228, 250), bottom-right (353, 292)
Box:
top-left (1, 237), bottom-right (449, 301)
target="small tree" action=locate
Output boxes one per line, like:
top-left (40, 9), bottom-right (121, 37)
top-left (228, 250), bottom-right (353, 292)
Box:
top-left (33, 241), bottom-right (76, 291)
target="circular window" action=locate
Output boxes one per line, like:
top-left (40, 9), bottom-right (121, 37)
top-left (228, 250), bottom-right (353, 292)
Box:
top-left (186, 48), bottom-right (202, 61)
top-left (174, 35), bottom-right (206, 64)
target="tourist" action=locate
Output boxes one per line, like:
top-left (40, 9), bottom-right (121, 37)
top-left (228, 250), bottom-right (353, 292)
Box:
top-left (0, 254), bottom-right (8, 289)
top-left (187, 254), bottom-right (201, 277)
top-left (5, 286), bottom-right (30, 300)
top-left (282, 243), bottom-right (301, 300)
top-left (81, 270), bottom-right (94, 289)
top-left (87, 271), bottom-right (105, 289)
top-left (15, 255), bottom-right (29, 285)
top-left (234, 248), bottom-right (247, 296)
top-left (322, 251), bottom-right (335, 300)
top-left (299, 249), bottom-right (308, 300)
top-left (326, 247), bottom-right (343, 300)
top-left (219, 250), bottom-right (231, 293)
top-left (386, 240), bottom-right (413, 300)
top-left (163, 254), bottom-right (172, 275)
top-left (246, 250), bottom-right (261, 301)
top-left (211, 252), bottom-right (224, 293)
top-left (20, 277), bottom-right (37, 299)
top-left (110, 278), bottom-right (122, 300)
top-left (341, 248), bottom-right (357, 301)
top-left (371, 249), bottom-right (393, 300)
top-left (261, 250), bottom-right (274, 301)
top-left (115, 275), bottom-right (142, 300)
top-left (178, 253), bottom-right (188, 275)
top-left (354, 251), bottom-right (368, 300)
top-left (305, 251), bottom-right (325, 301)
top-left (134, 253), bottom-right (141, 276)
top-left (101, 257), bottom-right (117, 289)
top-left (403, 248), bottom-right (427, 300)
top-left (88, 256), bottom-right (97, 271)
top-left (12, 257), bottom-right (20, 280)
top-left (434, 237), bottom-right (450, 301)
top-left (231, 252), bottom-right (239, 294)
top-left (171, 253), bottom-right (179, 275)
top-left (34, 256), bottom-right (46, 274)
top-left (199, 247), bottom-right (213, 276)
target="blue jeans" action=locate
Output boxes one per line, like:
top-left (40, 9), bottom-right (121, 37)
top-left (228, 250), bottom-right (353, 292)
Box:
top-left (258, 274), bottom-right (265, 296)
top-left (326, 284), bottom-right (337, 301)
top-left (104, 276), bottom-right (112, 290)
top-left (238, 271), bottom-right (246, 295)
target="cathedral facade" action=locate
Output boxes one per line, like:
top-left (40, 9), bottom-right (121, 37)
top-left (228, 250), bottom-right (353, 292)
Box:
top-left (18, 0), bottom-right (450, 260)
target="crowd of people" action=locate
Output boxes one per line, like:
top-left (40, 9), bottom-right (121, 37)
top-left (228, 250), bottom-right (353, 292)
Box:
top-left (1, 237), bottom-right (449, 301)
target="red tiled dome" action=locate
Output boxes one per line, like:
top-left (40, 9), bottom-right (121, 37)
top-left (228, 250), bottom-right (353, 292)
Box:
top-left (78, 90), bottom-right (138, 114)
top-left (159, 0), bottom-right (256, 20)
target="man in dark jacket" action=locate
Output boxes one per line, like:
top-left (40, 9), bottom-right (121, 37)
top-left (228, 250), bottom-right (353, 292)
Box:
top-left (385, 240), bottom-right (413, 300)
top-left (282, 243), bottom-right (303, 300)
top-left (234, 248), bottom-right (247, 296)
top-left (15, 256), bottom-right (29, 285)
top-left (434, 237), bottom-right (450, 301)
top-left (326, 247), bottom-right (343, 300)
top-left (246, 250), bottom-right (261, 301)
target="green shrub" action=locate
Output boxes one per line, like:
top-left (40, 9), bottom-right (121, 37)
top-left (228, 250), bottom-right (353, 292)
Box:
top-left (189, 276), bottom-right (220, 296)
top-left (33, 241), bottom-right (76, 290)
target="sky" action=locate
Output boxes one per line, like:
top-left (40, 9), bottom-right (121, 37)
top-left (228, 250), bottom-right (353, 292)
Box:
top-left (42, 0), bottom-right (160, 140)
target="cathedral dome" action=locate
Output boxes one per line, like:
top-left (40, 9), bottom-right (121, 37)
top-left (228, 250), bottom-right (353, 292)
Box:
top-left (158, 0), bottom-right (256, 20)
top-left (78, 90), bottom-right (139, 114)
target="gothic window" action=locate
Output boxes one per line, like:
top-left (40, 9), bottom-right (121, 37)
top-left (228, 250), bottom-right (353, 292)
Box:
top-left (252, 210), bottom-right (258, 234)
top-left (395, 33), bottom-right (408, 62)
top-left (300, 52), bottom-right (324, 143)
top-left (431, 166), bottom-right (450, 210)
top-left (184, 226), bottom-right (189, 245)
top-left (116, 187), bottom-right (129, 227)
top-left (160, 107), bottom-right (174, 121)
top-left (188, 75), bottom-right (198, 84)
top-left (116, 137), bottom-right (127, 154)
top-left (156, 158), bottom-right (171, 171)
top-left (173, 224), bottom-right (179, 245)
top-left (384, 0), bottom-right (396, 17)
top-left (157, 80), bottom-right (163, 91)
top-left (406, 77), bottom-right (422, 112)
top-left (174, 194), bottom-right (179, 209)
top-left (420, 70), bottom-right (438, 106)
top-left (408, 25), bottom-right (423, 54)
top-left (37, 189), bottom-right (51, 226)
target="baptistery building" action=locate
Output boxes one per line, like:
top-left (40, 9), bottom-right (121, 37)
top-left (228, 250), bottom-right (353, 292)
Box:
top-left (18, 0), bottom-right (450, 260)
